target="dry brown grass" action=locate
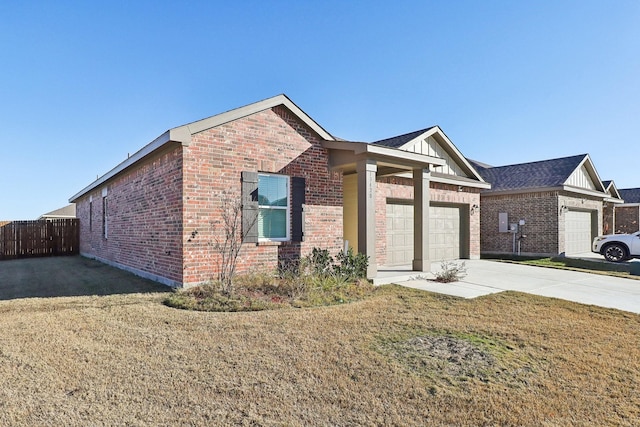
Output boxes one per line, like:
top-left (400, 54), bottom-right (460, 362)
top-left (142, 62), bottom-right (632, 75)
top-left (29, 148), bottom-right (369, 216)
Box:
top-left (0, 286), bottom-right (639, 425)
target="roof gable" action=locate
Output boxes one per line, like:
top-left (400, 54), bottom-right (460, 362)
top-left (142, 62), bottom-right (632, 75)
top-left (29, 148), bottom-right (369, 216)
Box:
top-left (70, 94), bottom-right (335, 202)
top-left (602, 180), bottom-right (623, 202)
top-left (477, 154), bottom-right (607, 196)
top-left (172, 94), bottom-right (335, 144)
top-left (565, 163), bottom-right (597, 190)
top-left (372, 126), bottom-right (485, 182)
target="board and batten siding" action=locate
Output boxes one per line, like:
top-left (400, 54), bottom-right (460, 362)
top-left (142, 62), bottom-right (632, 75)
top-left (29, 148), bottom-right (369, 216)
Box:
top-left (566, 165), bottom-right (597, 190)
top-left (406, 135), bottom-right (467, 177)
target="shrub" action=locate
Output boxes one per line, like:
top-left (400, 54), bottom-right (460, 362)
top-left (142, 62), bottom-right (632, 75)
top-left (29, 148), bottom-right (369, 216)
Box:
top-left (333, 247), bottom-right (369, 280)
top-left (306, 247), bottom-right (334, 276)
top-left (434, 261), bottom-right (467, 283)
top-left (164, 247), bottom-right (373, 312)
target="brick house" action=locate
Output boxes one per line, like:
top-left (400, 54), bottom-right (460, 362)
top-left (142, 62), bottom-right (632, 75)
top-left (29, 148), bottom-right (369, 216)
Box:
top-left (615, 188), bottom-right (640, 234)
top-left (471, 154), bottom-right (610, 257)
top-left (69, 95), bottom-right (489, 287)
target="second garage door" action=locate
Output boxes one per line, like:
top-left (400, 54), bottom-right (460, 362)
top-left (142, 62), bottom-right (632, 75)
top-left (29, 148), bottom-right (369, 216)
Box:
top-left (565, 210), bottom-right (594, 255)
top-left (429, 205), bottom-right (461, 261)
top-left (386, 203), bottom-right (462, 265)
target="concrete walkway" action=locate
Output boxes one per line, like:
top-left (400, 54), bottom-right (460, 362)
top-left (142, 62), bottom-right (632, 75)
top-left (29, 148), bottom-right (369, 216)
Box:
top-left (396, 260), bottom-right (640, 314)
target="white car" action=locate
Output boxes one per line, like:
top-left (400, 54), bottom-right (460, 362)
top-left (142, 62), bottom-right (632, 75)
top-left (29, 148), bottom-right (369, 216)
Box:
top-left (592, 231), bottom-right (640, 262)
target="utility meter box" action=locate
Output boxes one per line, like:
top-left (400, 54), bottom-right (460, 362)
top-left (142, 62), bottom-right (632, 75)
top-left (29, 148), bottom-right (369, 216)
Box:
top-left (499, 212), bottom-right (509, 233)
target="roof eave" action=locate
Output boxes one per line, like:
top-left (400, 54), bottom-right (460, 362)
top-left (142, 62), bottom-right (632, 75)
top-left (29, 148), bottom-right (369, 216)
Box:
top-left (70, 94), bottom-right (335, 203)
top-left (321, 140), bottom-right (447, 170)
top-left (561, 185), bottom-right (610, 199)
top-left (69, 131), bottom-right (180, 202)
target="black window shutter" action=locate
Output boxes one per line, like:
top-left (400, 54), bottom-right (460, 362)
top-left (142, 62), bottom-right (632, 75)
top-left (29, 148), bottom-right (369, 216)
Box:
top-left (291, 177), bottom-right (306, 242)
top-left (241, 171), bottom-right (259, 243)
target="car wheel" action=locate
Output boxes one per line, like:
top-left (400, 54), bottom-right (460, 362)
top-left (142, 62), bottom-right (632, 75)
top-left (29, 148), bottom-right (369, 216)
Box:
top-left (603, 244), bottom-right (628, 263)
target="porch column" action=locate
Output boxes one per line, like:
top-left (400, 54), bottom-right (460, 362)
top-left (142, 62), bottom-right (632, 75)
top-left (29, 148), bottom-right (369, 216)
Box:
top-left (413, 167), bottom-right (431, 271)
top-left (357, 159), bottom-right (377, 279)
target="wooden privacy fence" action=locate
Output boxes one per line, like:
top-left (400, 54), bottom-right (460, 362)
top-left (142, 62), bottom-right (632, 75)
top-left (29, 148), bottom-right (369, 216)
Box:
top-left (0, 219), bottom-right (79, 260)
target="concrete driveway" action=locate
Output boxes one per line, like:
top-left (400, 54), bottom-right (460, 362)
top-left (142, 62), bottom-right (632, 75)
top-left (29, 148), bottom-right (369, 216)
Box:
top-left (398, 259), bottom-right (640, 314)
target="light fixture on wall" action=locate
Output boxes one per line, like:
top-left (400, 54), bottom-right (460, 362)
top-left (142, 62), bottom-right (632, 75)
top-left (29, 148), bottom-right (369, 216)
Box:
top-left (470, 204), bottom-right (479, 215)
top-left (559, 205), bottom-right (569, 214)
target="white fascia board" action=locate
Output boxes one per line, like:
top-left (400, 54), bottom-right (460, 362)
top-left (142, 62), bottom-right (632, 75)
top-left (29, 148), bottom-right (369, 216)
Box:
top-left (429, 126), bottom-right (488, 184)
top-left (431, 174), bottom-right (492, 189)
top-left (481, 186), bottom-right (565, 196)
top-left (69, 130), bottom-right (176, 202)
top-left (617, 203), bottom-right (640, 207)
top-left (484, 185), bottom-right (608, 200)
top-left (562, 185), bottom-right (610, 199)
top-left (604, 197), bottom-right (625, 204)
top-left (605, 183), bottom-right (623, 200)
top-left (359, 143), bottom-right (446, 166)
top-left (322, 140), bottom-right (446, 167)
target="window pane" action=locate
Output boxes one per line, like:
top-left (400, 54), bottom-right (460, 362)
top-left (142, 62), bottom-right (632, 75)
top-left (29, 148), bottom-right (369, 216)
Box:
top-left (258, 208), bottom-right (287, 239)
top-left (258, 175), bottom-right (288, 207)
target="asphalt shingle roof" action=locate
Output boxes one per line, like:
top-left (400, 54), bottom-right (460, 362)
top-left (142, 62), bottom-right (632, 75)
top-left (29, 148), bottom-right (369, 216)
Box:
top-left (475, 154), bottom-right (588, 192)
top-left (372, 127), bottom-right (435, 148)
top-left (619, 188), bottom-right (640, 204)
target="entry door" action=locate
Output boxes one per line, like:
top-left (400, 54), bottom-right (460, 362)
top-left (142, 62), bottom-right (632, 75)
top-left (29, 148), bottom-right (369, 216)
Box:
top-left (565, 210), bottom-right (593, 255)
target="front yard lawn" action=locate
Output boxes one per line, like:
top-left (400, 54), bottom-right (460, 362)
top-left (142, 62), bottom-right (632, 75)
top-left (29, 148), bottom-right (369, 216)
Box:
top-left (1, 285), bottom-right (638, 425)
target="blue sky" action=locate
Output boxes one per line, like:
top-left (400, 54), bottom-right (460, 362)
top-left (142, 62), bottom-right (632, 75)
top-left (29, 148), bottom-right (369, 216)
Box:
top-left (1, 1), bottom-right (638, 219)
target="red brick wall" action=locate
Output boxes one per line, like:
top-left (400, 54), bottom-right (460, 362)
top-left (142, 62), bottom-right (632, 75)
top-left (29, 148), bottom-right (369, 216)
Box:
top-left (615, 206), bottom-right (640, 234)
top-left (375, 176), bottom-right (482, 264)
top-left (480, 191), bottom-right (559, 255)
top-left (75, 145), bottom-right (184, 285)
top-left (480, 191), bottom-right (603, 256)
top-left (181, 106), bottom-right (343, 286)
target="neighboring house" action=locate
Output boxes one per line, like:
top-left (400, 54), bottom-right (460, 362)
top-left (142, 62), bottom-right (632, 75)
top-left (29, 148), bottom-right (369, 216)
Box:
top-left (69, 94), bottom-right (489, 287)
top-left (37, 204), bottom-right (76, 220)
top-left (471, 154), bottom-right (609, 257)
top-left (615, 188), bottom-right (640, 234)
top-left (601, 181), bottom-right (624, 235)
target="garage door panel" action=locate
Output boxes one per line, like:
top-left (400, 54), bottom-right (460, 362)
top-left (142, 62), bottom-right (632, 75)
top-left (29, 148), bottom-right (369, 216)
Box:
top-left (430, 205), bottom-right (460, 262)
top-left (565, 210), bottom-right (593, 255)
top-left (386, 203), bottom-right (462, 265)
top-left (386, 204), bottom-right (413, 265)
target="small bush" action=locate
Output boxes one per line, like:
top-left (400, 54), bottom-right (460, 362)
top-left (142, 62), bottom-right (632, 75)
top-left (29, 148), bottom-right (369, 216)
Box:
top-left (306, 247), bottom-right (334, 276)
top-left (333, 247), bottom-right (369, 280)
top-left (164, 247), bottom-right (373, 312)
top-left (434, 261), bottom-right (467, 283)
top-left (163, 282), bottom-right (278, 312)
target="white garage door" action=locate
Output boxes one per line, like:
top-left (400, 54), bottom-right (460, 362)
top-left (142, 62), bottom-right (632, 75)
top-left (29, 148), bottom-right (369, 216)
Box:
top-left (386, 203), bottom-right (461, 265)
top-left (429, 205), bottom-right (461, 261)
top-left (565, 210), bottom-right (593, 255)
top-left (386, 203), bottom-right (414, 265)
